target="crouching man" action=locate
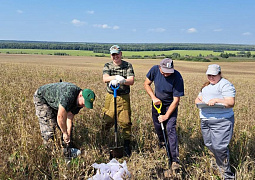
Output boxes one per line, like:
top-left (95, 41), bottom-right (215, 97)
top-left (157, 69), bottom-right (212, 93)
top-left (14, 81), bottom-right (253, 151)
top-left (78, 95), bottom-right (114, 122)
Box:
top-left (33, 82), bottom-right (95, 157)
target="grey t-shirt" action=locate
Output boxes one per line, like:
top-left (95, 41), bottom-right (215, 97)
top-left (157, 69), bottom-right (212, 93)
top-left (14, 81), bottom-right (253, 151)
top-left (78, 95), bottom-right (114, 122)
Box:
top-left (198, 78), bottom-right (236, 119)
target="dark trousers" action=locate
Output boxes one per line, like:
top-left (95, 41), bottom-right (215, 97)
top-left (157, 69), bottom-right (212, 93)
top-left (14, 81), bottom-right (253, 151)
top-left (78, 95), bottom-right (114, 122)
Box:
top-left (152, 105), bottom-right (179, 162)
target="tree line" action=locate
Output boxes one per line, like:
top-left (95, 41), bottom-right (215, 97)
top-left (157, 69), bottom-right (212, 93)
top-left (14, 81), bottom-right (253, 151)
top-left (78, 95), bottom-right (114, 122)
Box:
top-left (1, 40), bottom-right (255, 52)
top-left (220, 51), bottom-right (252, 58)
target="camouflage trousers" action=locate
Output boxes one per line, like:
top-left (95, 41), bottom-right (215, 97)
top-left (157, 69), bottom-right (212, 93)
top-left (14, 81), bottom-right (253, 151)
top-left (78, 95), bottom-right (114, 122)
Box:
top-left (102, 93), bottom-right (132, 140)
top-left (33, 90), bottom-right (58, 145)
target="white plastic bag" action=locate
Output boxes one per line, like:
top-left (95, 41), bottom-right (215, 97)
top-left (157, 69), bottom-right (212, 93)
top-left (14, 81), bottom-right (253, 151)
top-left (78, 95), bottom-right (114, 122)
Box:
top-left (88, 158), bottom-right (131, 180)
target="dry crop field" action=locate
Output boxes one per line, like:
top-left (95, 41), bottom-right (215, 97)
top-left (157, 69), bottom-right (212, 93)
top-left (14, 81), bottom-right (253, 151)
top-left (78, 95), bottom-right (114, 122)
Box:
top-left (0, 54), bottom-right (254, 179)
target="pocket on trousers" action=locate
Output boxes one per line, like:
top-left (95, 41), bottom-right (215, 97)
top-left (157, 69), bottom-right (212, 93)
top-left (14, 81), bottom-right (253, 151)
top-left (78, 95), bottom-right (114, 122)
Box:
top-left (122, 95), bottom-right (131, 111)
top-left (104, 94), bottom-right (112, 110)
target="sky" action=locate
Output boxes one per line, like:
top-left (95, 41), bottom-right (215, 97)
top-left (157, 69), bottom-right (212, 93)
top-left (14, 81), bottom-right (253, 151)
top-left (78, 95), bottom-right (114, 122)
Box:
top-left (0, 0), bottom-right (255, 45)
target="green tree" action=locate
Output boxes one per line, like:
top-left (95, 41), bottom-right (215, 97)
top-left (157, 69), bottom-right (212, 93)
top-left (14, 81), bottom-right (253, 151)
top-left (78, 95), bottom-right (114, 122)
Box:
top-left (246, 51), bottom-right (251, 58)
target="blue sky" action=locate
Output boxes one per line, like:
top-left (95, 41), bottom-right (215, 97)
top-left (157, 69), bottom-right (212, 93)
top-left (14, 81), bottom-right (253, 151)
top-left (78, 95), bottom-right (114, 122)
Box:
top-left (0, 0), bottom-right (254, 44)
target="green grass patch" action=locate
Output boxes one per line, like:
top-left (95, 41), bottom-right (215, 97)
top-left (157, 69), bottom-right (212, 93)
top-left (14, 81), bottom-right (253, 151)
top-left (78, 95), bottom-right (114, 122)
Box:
top-left (123, 50), bottom-right (222, 57)
top-left (0, 49), bottom-right (255, 59)
top-left (0, 49), bottom-right (104, 57)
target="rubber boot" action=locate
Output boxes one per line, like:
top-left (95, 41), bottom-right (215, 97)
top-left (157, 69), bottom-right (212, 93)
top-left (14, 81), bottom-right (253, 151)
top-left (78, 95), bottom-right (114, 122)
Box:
top-left (124, 140), bottom-right (131, 157)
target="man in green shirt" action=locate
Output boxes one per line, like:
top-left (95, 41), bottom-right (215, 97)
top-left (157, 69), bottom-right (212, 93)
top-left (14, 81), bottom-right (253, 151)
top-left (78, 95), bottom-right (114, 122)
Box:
top-left (102, 45), bottom-right (135, 157)
top-left (33, 82), bottom-right (95, 152)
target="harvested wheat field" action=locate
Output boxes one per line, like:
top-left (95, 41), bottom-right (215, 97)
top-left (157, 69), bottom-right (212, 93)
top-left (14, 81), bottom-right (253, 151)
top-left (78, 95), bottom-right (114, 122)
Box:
top-left (0, 54), bottom-right (254, 179)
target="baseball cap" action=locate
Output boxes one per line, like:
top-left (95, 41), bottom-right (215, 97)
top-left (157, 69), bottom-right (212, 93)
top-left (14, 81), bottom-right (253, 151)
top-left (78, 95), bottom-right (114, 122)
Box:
top-left (160, 58), bottom-right (174, 73)
top-left (110, 45), bottom-right (121, 54)
top-left (82, 89), bottom-right (95, 109)
top-left (206, 64), bottom-right (221, 75)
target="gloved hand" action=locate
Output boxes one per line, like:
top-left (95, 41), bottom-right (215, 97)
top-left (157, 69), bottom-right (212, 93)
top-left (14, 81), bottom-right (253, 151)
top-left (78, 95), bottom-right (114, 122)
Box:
top-left (109, 79), bottom-right (119, 87)
top-left (115, 75), bottom-right (126, 84)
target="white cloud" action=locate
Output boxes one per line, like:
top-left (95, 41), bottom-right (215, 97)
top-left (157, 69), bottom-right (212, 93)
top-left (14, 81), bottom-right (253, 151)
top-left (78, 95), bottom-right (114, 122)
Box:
top-left (148, 28), bottom-right (166, 33)
top-left (112, 26), bottom-right (120, 30)
top-left (213, 28), bottom-right (223, 32)
top-left (86, 10), bottom-right (94, 14)
top-left (17, 10), bottom-right (23, 14)
top-left (71, 19), bottom-right (86, 26)
top-left (242, 32), bottom-right (252, 36)
top-left (187, 28), bottom-right (197, 33)
top-left (93, 24), bottom-right (119, 30)
top-left (93, 24), bottom-right (110, 29)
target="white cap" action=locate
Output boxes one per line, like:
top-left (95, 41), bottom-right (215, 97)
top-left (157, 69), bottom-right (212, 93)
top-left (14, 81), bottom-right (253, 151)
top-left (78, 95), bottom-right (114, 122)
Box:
top-left (206, 64), bottom-right (221, 75)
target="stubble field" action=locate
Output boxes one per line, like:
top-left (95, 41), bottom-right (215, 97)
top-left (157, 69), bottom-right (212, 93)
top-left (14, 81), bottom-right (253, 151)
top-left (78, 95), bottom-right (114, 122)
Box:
top-left (0, 54), bottom-right (254, 179)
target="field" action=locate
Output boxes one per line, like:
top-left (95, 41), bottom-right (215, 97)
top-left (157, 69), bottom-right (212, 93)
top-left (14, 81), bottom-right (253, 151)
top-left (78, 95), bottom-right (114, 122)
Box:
top-left (0, 54), bottom-right (255, 179)
top-left (1, 49), bottom-right (255, 58)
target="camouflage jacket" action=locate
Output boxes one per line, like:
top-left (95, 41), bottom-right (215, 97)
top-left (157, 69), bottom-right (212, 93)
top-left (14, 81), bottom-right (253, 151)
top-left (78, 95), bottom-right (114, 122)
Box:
top-left (37, 82), bottom-right (82, 114)
top-left (103, 60), bottom-right (135, 95)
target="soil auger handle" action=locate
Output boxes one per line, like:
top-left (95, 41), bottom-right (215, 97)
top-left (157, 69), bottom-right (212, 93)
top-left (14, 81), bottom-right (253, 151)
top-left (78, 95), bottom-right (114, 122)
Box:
top-left (111, 84), bottom-right (120, 147)
top-left (153, 102), bottom-right (172, 169)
